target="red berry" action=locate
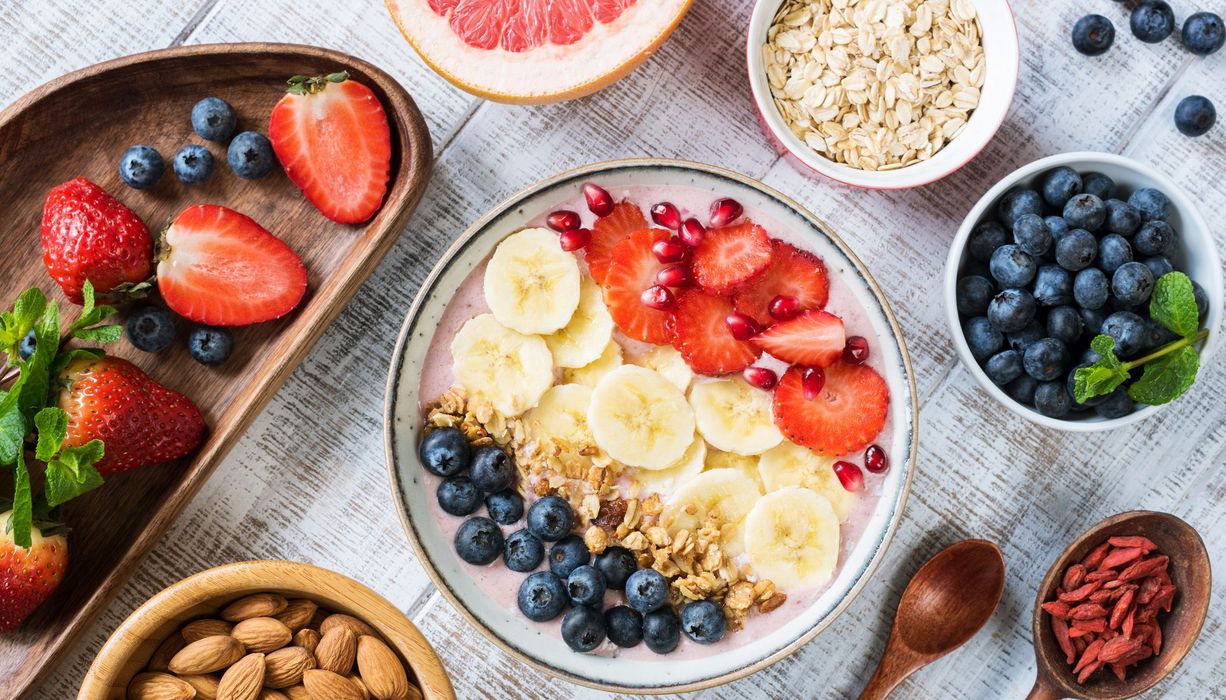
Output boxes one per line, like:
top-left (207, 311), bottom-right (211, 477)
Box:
top-left (641, 285), bottom-right (675, 310)
top-left (709, 198), bottom-right (743, 227)
top-left (724, 312), bottom-right (760, 341)
top-left (752, 309), bottom-right (846, 368)
top-left (802, 367), bottom-right (826, 400)
top-left (844, 336), bottom-right (870, 364)
top-left (604, 229), bottom-right (672, 344)
top-left (865, 444), bottom-right (887, 473)
top-left (546, 210), bottom-right (581, 231)
top-left (774, 364), bottom-right (889, 456)
top-left (833, 461), bottom-right (865, 492)
top-left (583, 183), bottom-right (614, 217)
top-left (680, 217), bottom-right (706, 246)
top-left (743, 366), bottom-right (778, 390)
top-left (732, 240), bottom-right (830, 326)
top-left (652, 237), bottom-right (689, 264)
top-left (691, 222), bottom-right (772, 294)
top-left (559, 228), bottom-right (592, 251)
top-left (769, 295), bottom-right (801, 321)
top-left (587, 201), bottom-right (646, 284)
top-left (656, 264), bottom-right (693, 288)
top-left (650, 202), bottom-right (681, 230)
top-left (670, 291), bottom-right (761, 375)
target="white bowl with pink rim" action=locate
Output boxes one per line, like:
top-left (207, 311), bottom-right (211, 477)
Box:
top-left (944, 151), bottom-right (1223, 432)
top-left (384, 158), bottom-right (919, 693)
top-left (745, 0), bottom-right (1020, 189)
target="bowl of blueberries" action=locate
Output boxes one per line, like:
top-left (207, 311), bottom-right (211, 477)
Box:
top-left (944, 152), bottom-right (1221, 430)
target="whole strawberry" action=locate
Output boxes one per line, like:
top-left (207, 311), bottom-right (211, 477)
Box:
top-left (41, 178), bottom-right (153, 304)
top-left (0, 510), bottom-right (67, 632)
top-left (57, 355), bottom-right (205, 476)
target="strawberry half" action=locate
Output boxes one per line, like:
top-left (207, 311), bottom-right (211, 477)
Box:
top-left (669, 290), bottom-right (761, 375)
top-left (586, 201), bottom-right (646, 284)
top-left (773, 362), bottom-right (889, 457)
top-left (691, 221), bottom-right (772, 295)
top-left (602, 228), bottom-right (672, 344)
top-left (269, 72), bottom-right (392, 224)
top-left (0, 512), bottom-right (67, 632)
top-left (157, 205), bottom-right (308, 326)
top-left (733, 240), bottom-right (830, 326)
top-left (751, 309), bottom-right (846, 367)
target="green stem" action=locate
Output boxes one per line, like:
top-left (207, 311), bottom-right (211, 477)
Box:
top-left (1123, 328), bottom-right (1210, 370)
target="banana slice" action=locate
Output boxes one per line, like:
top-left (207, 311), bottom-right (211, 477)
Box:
top-left (663, 468), bottom-right (760, 544)
top-left (545, 277), bottom-right (614, 368)
top-left (563, 340), bottom-right (623, 388)
top-left (451, 314), bottom-right (554, 417)
top-left (706, 448), bottom-right (764, 495)
top-left (744, 486), bottom-right (840, 589)
top-left (527, 384), bottom-right (600, 470)
top-left (483, 227), bottom-right (581, 334)
top-left (689, 379), bottom-right (783, 456)
top-left (758, 441), bottom-right (856, 522)
top-left (634, 436), bottom-right (706, 496)
top-left (588, 366), bottom-right (694, 470)
top-left (634, 345), bottom-right (693, 392)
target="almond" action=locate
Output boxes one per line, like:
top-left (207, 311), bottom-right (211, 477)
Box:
top-left (355, 636), bottom-right (412, 700)
top-left (221, 593), bottom-right (288, 622)
top-left (319, 614), bottom-right (375, 638)
top-left (293, 629), bottom-right (321, 654)
top-left (274, 599), bottom-right (318, 632)
top-left (314, 626), bottom-right (357, 675)
top-left (182, 619), bottom-right (235, 644)
top-left (127, 672), bottom-right (195, 700)
top-left (347, 675), bottom-right (371, 700)
top-left (147, 633), bottom-right (187, 673)
top-left (170, 636), bottom-right (246, 675)
top-left (231, 617), bottom-right (292, 653)
top-left (179, 674), bottom-right (221, 700)
top-left (259, 691), bottom-right (290, 700)
top-left (263, 646), bottom-right (317, 688)
top-left (302, 670), bottom-right (363, 700)
top-left (308, 608), bottom-right (329, 630)
top-left (216, 653), bottom-right (265, 700)
top-left (283, 687), bottom-right (311, 700)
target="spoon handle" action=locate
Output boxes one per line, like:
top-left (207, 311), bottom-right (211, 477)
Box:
top-left (1025, 675), bottom-right (1063, 700)
top-left (856, 648), bottom-right (920, 700)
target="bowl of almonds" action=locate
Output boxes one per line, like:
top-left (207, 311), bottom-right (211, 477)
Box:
top-left (78, 560), bottom-right (454, 700)
top-left (747, 0), bottom-right (1019, 188)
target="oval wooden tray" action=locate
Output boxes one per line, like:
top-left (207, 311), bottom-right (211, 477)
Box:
top-left (0, 43), bottom-right (431, 698)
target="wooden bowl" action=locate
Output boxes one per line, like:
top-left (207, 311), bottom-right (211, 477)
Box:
top-left (78, 560), bottom-right (455, 700)
top-left (1028, 511), bottom-right (1211, 699)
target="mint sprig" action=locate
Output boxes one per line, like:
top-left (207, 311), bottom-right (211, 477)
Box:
top-left (35, 407), bottom-right (105, 507)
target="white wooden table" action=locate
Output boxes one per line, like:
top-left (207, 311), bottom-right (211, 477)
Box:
top-left (5, 0), bottom-right (1224, 697)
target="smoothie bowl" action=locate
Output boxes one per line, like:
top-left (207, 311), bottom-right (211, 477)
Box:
top-left (384, 159), bottom-right (917, 692)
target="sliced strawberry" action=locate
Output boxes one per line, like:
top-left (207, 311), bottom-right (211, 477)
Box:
top-left (586, 201), bottom-right (646, 283)
top-left (157, 205), bottom-right (308, 326)
top-left (269, 73), bottom-right (392, 224)
top-left (773, 363), bottom-right (889, 457)
top-left (733, 240), bottom-right (830, 325)
top-left (602, 228), bottom-right (672, 344)
top-left (669, 290), bottom-right (761, 375)
top-left (691, 221), bottom-right (772, 295)
top-left (751, 309), bottom-right (846, 367)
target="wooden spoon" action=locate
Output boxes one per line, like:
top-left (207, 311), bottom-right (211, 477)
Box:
top-left (858, 539), bottom-right (1006, 699)
top-left (1028, 511), bottom-right (1210, 700)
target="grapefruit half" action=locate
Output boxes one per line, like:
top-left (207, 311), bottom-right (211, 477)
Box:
top-left (387, 0), bottom-right (692, 104)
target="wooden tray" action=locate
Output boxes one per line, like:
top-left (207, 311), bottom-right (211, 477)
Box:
top-left (0, 43), bottom-right (432, 697)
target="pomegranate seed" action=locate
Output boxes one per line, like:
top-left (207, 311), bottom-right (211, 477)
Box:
top-left (743, 366), bottom-right (778, 390)
top-left (559, 228), bottom-right (592, 252)
top-left (832, 461), bottom-right (865, 492)
top-left (652, 237), bottom-right (689, 264)
top-left (864, 444), bottom-right (888, 473)
top-left (680, 218), bottom-right (706, 247)
top-left (656, 264), bottom-right (694, 288)
top-left (641, 285), bottom-right (676, 310)
top-left (801, 367), bottom-right (826, 400)
top-left (546, 210), bottom-right (581, 232)
top-left (709, 198), bottom-right (743, 227)
top-left (724, 312), bottom-right (760, 341)
top-left (843, 336), bottom-right (870, 364)
top-left (582, 183), bottom-right (614, 217)
top-left (650, 202), bottom-right (682, 230)
top-left (768, 295), bottom-right (801, 321)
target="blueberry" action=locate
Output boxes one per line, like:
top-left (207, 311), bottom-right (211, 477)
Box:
top-left (1063, 194), bottom-right (1106, 232)
top-left (1131, 1), bottom-right (1175, 43)
top-left (419, 427), bottom-right (471, 477)
top-left (118, 145), bottom-right (164, 189)
top-left (470, 446), bottom-right (515, 493)
top-left (1074, 267), bottom-right (1110, 310)
top-left (988, 288), bottom-right (1037, 334)
top-left (1006, 320), bottom-right (1044, 353)
top-left (437, 477), bottom-right (481, 516)
top-left (1133, 221), bottom-right (1176, 257)
top-left (956, 275), bottom-right (995, 316)
top-left (1174, 95), bottom-right (1216, 137)
top-left (998, 189), bottom-right (1044, 230)
top-left (1024, 338), bottom-right (1070, 382)
top-left (485, 489), bottom-right (524, 525)
top-left (1097, 234), bottom-right (1133, 275)
top-left (1013, 214), bottom-right (1052, 256)
top-left (1046, 216), bottom-right (1071, 242)
top-left (984, 350), bottom-right (1023, 386)
top-left (964, 316), bottom-right (1004, 361)
top-left (1142, 318), bottom-right (1179, 351)
top-left (1033, 265), bottom-right (1074, 307)
top-left (227, 131), bottom-right (275, 179)
top-left (566, 565), bottom-right (606, 607)
top-left (968, 221), bottom-right (1009, 263)
top-left (990, 244), bottom-right (1037, 287)
top-left (1112, 262), bottom-right (1155, 307)
top-left (1047, 306), bottom-right (1084, 345)
top-left (605, 606), bottom-right (643, 648)
top-left (1082, 173), bottom-right (1116, 200)
top-left (1142, 256), bottom-right (1174, 280)
top-left (1128, 188), bottom-right (1169, 222)
top-left (518, 572), bottom-right (568, 622)
top-left (680, 600), bottom-right (727, 645)
top-left (1103, 311), bottom-right (1147, 357)
top-left (503, 529), bottom-right (545, 572)
top-left (16, 330), bottom-right (36, 361)
top-left (1096, 387), bottom-right (1136, 418)
top-left (1006, 375), bottom-right (1038, 404)
top-left (625, 568), bottom-right (669, 614)
top-left (173, 144), bottom-right (215, 185)
top-left (526, 495), bottom-right (573, 541)
top-left (1103, 199), bottom-right (1141, 236)
top-left (642, 608), bottom-right (681, 654)
top-left (595, 546), bottom-right (638, 590)
top-left (1034, 381), bottom-right (1072, 418)
top-left (1072, 15), bottom-right (1115, 56)
top-left (1041, 167), bottom-right (1084, 207)
top-left (1055, 229), bottom-right (1097, 272)
top-left (549, 535), bottom-right (590, 578)
top-left (1066, 364), bottom-right (1106, 410)
top-left (1182, 12), bottom-right (1225, 56)
top-left (187, 326), bottom-right (233, 365)
top-left (1081, 307), bottom-right (1107, 335)
top-left (455, 516), bottom-right (504, 565)
top-left (191, 96), bottom-right (237, 142)
top-left (1192, 281), bottom-right (1209, 319)
top-left (125, 306), bottom-right (175, 353)
top-left (560, 605), bottom-right (606, 652)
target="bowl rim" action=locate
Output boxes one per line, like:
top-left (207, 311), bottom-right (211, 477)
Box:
top-left (942, 150), bottom-right (1224, 432)
top-left (745, 0), bottom-right (1020, 190)
top-left (382, 157), bottom-right (920, 694)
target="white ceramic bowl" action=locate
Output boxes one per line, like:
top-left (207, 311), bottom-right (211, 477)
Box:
top-left (944, 151), bottom-right (1223, 432)
top-left (746, 0), bottom-right (1020, 189)
top-left (385, 159), bottom-right (918, 693)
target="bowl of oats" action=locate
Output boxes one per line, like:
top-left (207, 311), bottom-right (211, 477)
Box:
top-left (748, 0), bottom-right (1019, 189)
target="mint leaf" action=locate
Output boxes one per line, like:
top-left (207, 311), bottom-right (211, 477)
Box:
top-left (17, 301), bottom-right (61, 426)
top-left (10, 450), bottom-right (31, 547)
top-left (34, 407), bottom-right (68, 462)
top-left (68, 281), bottom-right (120, 343)
top-left (44, 440), bottom-right (104, 507)
top-left (1074, 335), bottom-right (1130, 403)
top-left (0, 288), bottom-right (47, 362)
top-left (1150, 272), bottom-right (1199, 339)
top-left (72, 324), bottom-right (122, 343)
top-left (0, 377), bottom-right (28, 465)
top-left (1128, 345), bottom-right (1199, 405)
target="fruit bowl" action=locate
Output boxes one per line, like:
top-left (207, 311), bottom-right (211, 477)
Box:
top-left (384, 158), bottom-right (918, 692)
top-left (944, 152), bottom-right (1223, 432)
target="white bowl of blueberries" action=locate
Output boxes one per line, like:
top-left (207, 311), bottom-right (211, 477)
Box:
top-left (945, 152), bottom-right (1221, 431)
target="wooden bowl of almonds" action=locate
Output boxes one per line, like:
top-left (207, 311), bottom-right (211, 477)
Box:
top-left (78, 560), bottom-right (455, 700)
